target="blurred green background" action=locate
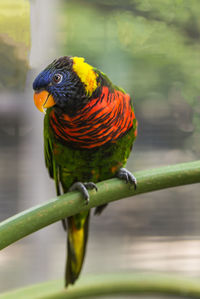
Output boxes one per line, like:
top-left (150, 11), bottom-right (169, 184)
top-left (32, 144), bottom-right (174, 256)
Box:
top-left (58, 0), bottom-right (200, 154)
top-left (0, 0), bottom-right (200, 296)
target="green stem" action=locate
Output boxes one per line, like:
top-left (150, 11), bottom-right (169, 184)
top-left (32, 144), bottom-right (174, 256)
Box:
top-left (1, 273), bottom-right (200, 298)
top-left (0, 160), bottom-right (199, 250)
top-left (41, 274), bottom-right (200, 299)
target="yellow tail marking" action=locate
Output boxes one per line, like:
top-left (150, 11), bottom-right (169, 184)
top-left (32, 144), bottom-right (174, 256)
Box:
top-left (69, 219), bottom-right (85, 274)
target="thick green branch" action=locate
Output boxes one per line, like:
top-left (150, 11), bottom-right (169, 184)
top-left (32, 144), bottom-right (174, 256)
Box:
top-left (1, 273), bottom-right (200, 298)
top-left (0, 160), bottom-right (199, 250)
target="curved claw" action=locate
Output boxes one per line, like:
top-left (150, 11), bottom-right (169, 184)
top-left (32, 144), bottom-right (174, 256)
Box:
top-left (69, 181), bottom-right (98, 205)
top-left (84, 182), bottom-right (98, 192)
top-left (117, 168), bottom-right (137, 190)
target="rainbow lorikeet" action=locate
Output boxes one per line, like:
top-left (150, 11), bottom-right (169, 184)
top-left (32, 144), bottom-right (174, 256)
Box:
top-left (33, 56), bottom-right (137, 287)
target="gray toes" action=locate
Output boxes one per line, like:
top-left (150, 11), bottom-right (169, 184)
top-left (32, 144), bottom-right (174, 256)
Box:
top-left (117, 168), bottom-right (137, 190)
top-left (69, 182), bottom-right (89, 204)
top-left (84, 182), bottom-right (98, 192)
top-left (69, 181), bottom-right (98, 205)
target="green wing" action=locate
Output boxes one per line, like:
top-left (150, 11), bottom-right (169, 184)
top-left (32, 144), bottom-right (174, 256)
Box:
top-left (44, 112), bottom-right (61, 196)
top-left (44, 112), bottom-right (90, 287)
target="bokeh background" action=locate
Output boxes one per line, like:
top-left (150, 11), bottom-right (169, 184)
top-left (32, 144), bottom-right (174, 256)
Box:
top-left (0, 0), bottom-right (200, 295)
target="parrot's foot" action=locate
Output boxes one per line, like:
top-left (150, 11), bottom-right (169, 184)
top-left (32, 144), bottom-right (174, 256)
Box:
top-left (69, 182), bottom-right (98, 204)
top-left (94, 203), bottom-right (108, 215)
top-left (117, 168), bottom-right (137, 190)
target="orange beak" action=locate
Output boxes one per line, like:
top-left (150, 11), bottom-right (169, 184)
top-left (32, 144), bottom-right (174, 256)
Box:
top-left (34, 90), bottom-right (56, 114)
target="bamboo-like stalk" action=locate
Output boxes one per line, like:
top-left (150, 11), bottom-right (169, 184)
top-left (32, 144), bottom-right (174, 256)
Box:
top-left (1, 273), bottom-right (200, 298)
top-left (0, 160), bottom-right (199, 250)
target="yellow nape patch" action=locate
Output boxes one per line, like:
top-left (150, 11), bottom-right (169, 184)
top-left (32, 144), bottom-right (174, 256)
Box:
top-left (72, 57), bottom-right (98, 96)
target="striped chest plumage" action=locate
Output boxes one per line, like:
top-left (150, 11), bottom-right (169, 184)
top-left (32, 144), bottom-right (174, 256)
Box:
top-left (49, 86), bottom-right (137, 149)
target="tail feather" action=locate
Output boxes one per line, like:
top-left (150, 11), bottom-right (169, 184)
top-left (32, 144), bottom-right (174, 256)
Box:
top-left (65, 211), bottom-right (90, 287)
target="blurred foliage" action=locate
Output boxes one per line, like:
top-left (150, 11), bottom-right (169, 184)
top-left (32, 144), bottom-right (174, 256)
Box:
top-left (58, 0), bottom-right (200, 154)
top-left (0, 38), bottom-right (29, 91)
top-left (0, 0), bottom-right (30, 91)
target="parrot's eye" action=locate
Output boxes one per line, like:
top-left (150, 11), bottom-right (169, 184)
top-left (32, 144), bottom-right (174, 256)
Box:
top-left (53, 73), bottom-right (63, 84)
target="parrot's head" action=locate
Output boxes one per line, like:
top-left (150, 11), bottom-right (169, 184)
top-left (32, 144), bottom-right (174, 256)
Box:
top-left (33, 56), bottom-right (99, 115)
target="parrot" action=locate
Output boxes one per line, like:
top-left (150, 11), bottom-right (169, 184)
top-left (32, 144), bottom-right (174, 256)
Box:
top-left (33, 56), bottom-right (137, 287)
